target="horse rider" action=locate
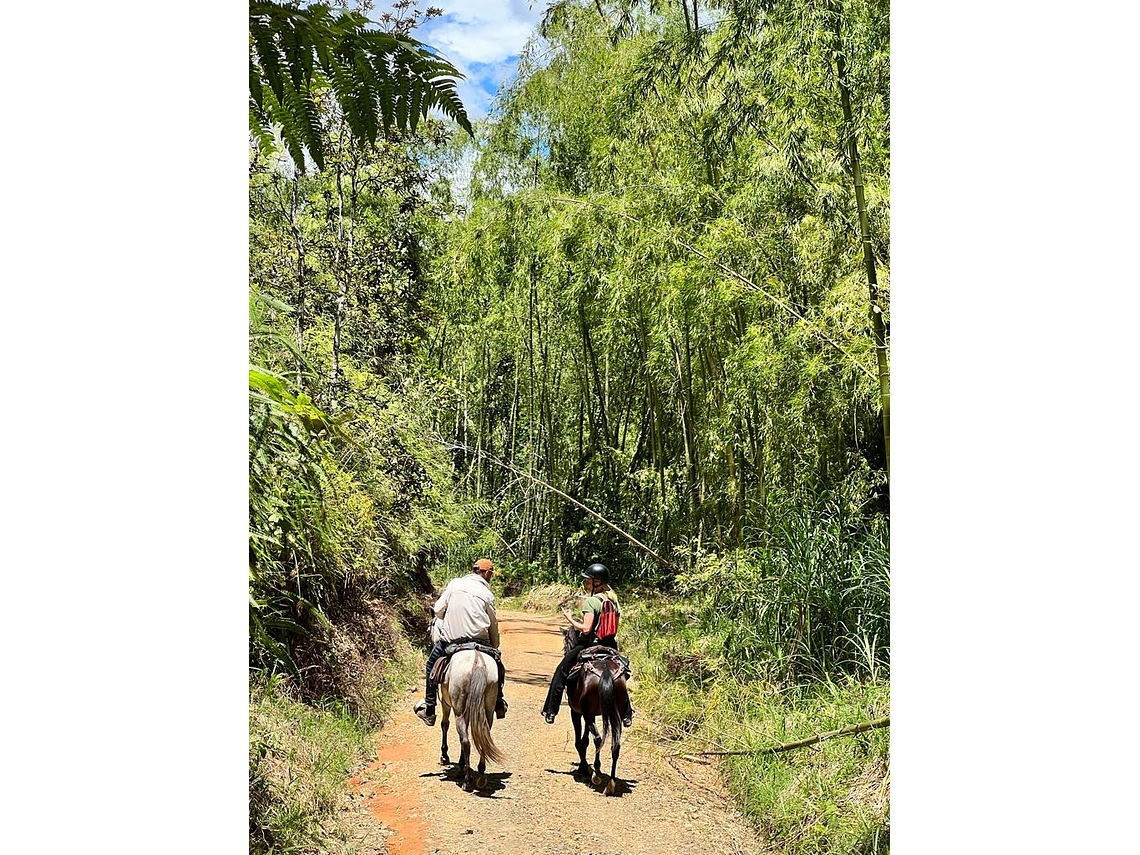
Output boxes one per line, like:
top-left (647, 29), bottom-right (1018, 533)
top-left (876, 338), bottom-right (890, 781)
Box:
top-left (541, 562), bottom-right (634, 727)
top-left (414, 558), bottom-right (507, 726)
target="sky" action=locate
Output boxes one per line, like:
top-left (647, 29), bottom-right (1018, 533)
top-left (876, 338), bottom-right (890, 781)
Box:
top-left (416, 0), bottom-right (545, 120)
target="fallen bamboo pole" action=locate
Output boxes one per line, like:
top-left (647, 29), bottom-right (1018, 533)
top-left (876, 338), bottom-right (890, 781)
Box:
top-left (674, 716), bottom-right (889, 759)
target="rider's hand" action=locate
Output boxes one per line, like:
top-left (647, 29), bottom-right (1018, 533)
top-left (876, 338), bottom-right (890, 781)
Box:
top-left (561, 608), bottom-right (573, 622)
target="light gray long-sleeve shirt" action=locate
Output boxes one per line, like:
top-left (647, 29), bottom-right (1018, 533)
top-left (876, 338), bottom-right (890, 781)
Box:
top-left (431, 572), bottom-right (500, 647)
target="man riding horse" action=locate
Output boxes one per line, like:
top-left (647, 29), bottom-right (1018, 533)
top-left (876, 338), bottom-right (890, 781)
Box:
top-left (414, 558), bottom-right (507, 726)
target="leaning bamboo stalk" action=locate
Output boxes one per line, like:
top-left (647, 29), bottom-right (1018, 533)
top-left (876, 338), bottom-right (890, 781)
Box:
top-left (435, 436), bottom-right (676, 571)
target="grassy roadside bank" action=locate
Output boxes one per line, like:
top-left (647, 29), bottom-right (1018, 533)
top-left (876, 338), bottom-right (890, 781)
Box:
top-left (249, 605), bottom-right (424, 855)
top-left (508, 585), bottom-right (889, 855)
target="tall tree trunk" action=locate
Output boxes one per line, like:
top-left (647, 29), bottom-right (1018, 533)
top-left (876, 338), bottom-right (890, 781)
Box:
top-left (289, 173), bottom-right (307, 388)
top-left (833, 4), bottom-right (890, 479)
top-left (580, 299), bottom-right (611, 448)
top-left (672, 334), bottom-right (698, 530)
top-left (329, 135), bottom-right (350, 409)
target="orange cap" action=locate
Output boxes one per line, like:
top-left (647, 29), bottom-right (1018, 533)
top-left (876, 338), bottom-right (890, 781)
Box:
top-left (473, 558), bottom-right (494, 572)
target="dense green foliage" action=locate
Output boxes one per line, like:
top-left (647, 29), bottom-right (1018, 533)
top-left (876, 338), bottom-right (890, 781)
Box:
top-left (248, 105), bottom-right (474, 678)
top-left (248, 2), bottom-right (890, 852)
top-left (426, 0), bottom-right (889, 593)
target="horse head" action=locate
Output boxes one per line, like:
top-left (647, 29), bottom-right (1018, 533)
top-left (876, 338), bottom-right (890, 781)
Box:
top-left (562, 625), bottom-right (581, 654)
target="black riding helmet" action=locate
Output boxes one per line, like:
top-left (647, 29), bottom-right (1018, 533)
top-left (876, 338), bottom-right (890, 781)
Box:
top-left (582, 562), bottom-right (610, 583)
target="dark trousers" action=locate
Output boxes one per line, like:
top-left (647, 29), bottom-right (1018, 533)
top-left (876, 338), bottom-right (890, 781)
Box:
top-left (424, 637), bottom-right (505, 712)
top-left (423, 639), bottom-right (454, 711)
top-left (542, 635), bottom-right (626, 718)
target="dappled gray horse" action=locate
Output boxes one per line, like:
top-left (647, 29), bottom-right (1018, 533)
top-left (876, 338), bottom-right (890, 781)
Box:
top-left (439, 648), bottom-right (504, 790)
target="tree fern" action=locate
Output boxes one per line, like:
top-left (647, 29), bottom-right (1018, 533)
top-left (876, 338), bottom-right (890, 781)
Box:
top-left (249, 1), bottom-right (472, 172)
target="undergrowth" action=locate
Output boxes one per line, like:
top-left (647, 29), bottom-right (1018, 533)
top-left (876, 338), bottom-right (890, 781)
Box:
top-left (622, 597), bottom-right (889, 855)
top-left (249, 621), bottom-right (423, 855)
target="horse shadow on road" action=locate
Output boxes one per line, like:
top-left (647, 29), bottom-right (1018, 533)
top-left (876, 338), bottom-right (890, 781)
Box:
top-left (419, 767), bottom-right (513, 799)
top-left (545, 766), bottom-right (637, 797)
top-left (504, 669), bottom-right (554, 686)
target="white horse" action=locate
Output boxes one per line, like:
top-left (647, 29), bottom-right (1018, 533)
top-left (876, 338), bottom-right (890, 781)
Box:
top-left (439, 648), bottom-right (504, 790)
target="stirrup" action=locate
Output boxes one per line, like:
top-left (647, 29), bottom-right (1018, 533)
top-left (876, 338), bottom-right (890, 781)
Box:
top-left (413, 700), bottom-right (436, 726)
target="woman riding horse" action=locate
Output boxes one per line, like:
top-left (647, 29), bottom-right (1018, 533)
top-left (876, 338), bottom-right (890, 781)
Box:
top-left (541, 562), bottom-right (634, 726)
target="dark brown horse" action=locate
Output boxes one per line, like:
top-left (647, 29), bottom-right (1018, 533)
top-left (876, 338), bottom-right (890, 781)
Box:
top-left (562, 626), bottom-right (629, 795)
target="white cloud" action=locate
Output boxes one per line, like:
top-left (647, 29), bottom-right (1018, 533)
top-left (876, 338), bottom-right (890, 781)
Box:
top-left (430, 20), bottom-right (536, 64)
top-left (419, 0), bottom-right (545, 117)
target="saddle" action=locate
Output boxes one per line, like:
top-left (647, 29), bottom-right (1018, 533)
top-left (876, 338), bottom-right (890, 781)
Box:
top-left (567, 645), bottom-right (631, 683)
top-left (430, 641), bottom-right (505, 686)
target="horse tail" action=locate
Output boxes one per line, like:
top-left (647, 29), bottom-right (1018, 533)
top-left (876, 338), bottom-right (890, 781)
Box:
top-left (598, 664), bottom-right (622, 747)
top-left (465, 654), bottom-right (505, 765)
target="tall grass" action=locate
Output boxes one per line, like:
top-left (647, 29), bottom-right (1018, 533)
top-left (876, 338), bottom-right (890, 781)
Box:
top-left (614, 498), bottom-right (889, 854)
top-left (674, 499), bottom-right (889, 684)
top-left (249, 674), bottom-right (374, 855)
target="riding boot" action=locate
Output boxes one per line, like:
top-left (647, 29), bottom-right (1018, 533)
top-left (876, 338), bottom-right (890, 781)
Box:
top-left (495, 677), bottom-right (508, 719)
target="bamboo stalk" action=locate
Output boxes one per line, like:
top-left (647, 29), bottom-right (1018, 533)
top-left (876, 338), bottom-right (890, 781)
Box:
top-left (435, 436), bottom-right (675, 571)
top-left (674, 716), bottom-right (889, 759)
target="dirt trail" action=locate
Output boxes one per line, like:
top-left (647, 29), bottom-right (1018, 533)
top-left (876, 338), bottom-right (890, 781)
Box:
top-left (347, 610), bottom-right (762, 855)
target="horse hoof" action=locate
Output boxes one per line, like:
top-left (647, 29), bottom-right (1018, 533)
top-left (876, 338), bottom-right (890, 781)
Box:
top-left (440, 757), bottom-right (449, 766)
top-left (605, 779), bottom-right (616, 796)
top-left (591, 773), bottom-right (602, 786)
top-left (477, 775), bottom-right (487, 789)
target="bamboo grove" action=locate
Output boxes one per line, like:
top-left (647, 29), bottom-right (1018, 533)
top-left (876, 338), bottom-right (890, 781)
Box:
top-left (426, 0), bottom-right (889, 590)
top-left (249, 0), bottom-right (889, 684)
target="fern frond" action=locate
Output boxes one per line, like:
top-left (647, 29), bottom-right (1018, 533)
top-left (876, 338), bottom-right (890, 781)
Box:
top-left (250, 17), bottom-right (285, 104)
top-left (249, 103), bottom-right (277, 158)
top-left (248, 0), bottom-right (471, 173)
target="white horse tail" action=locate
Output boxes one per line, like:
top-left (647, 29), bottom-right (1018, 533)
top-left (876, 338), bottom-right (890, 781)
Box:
top-left (466, 653), bottom-right (505, 765)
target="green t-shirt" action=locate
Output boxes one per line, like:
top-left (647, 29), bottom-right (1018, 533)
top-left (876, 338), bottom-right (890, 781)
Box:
top-left (582, 591), bottom-right (621, 620)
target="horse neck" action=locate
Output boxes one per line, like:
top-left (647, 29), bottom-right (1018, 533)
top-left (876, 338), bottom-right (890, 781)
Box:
top-left (564, 627), bottom-right (580, 653)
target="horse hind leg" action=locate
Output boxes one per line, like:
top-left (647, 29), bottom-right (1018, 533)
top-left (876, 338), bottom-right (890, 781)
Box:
top-left (476, 705), bottom-right (489, 789)
top-left (606, 722), bottom-right (621, 796)
top-left (571, 710), bottom-right (589, 777)
top-left (453, 714), bottom-right (471, 785)
top-left (589, 718), bottom-right (604, 786)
